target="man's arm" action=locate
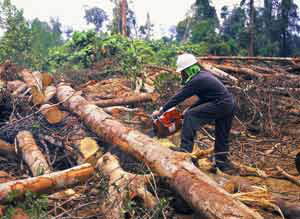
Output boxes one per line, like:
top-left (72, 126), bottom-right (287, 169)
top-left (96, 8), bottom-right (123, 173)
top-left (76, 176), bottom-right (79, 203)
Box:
top-left (161, 82), bottom-right (196, 112)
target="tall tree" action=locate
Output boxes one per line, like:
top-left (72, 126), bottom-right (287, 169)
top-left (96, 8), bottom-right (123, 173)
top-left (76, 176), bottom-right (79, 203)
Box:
top-left (240, 0), bottom-right (256, 56)
top-left (278, 0), bottom-right (300, 56)
top-left (121, 0), bottom-right (127, 36)
top-left (0, 0), bottom-right (31, 65)
top-left (84, 7), bottom-right (107, 32)
top-left (139, 13), bottom-right (154, 40)
top-left (110, 0), bottom-right (136, 37)
top-left (249, 0), bottom-right (255, 56)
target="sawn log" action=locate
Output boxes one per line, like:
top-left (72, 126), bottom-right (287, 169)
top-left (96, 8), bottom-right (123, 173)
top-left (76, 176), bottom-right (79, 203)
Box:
top-left (56, 83), bottom-right (263, 219)
top-left (0, 163), bottom-right (94, 203)
top-left (91, 92), bottom-right (158, 107)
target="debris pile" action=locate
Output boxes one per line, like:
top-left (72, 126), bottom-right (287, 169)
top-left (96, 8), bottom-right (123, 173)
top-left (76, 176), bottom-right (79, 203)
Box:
top-left (0, 57), bottom-right (299, 219)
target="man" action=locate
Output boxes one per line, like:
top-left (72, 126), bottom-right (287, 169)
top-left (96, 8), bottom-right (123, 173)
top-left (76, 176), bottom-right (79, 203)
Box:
top-left (152, 53), bottom-right (236, 171)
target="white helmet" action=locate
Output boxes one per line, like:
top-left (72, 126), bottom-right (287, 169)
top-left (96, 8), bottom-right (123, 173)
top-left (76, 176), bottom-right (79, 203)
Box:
top-left (176, 53), bottom-right (198, 72)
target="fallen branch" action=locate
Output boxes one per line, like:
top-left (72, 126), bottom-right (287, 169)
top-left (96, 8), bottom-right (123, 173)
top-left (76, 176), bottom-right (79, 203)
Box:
top-left (0, 163), bottom-right (94, 203)
top-left (97, 153), bottom-right (157, 219)
top-left (57, 83), bottom-right (263, 219)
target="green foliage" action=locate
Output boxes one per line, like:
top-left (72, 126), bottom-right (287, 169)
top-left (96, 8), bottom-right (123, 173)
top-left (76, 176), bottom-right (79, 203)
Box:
top-left (0, 0), bottom-right (63, 70)
top-left (0, 0), bottom-right (32, 66)
top-left (48, 30), bottom-right (99, 71)
top-left (3, 191), bottom-right (48, 219)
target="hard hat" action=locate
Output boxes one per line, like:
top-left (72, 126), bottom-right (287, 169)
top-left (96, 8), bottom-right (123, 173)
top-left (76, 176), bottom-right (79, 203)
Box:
top-left (176, 53), bottom-right (198, 72)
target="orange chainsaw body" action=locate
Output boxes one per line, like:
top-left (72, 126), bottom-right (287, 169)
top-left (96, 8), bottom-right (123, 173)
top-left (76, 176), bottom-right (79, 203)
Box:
top-left (153, 107), bottom-right (183, 138)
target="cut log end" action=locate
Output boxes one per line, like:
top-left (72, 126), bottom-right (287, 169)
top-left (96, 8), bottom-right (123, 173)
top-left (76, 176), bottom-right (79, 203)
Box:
top-left (40, 104), bottom-right (64, 124)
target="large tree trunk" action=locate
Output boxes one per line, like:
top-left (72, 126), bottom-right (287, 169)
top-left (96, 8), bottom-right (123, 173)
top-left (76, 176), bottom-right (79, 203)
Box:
top-left (0, 163), bottom-right (94, 203)
top-left (91, 93), bottom-right (158, 107)
top-left (121, 0), bottom-right (127, 36)
top-left (56, 83), bottom-right (263, 219)
top-left (16, 131), bottom-right (51, 176)
top-left (248, 0), bottom-right (255, 56)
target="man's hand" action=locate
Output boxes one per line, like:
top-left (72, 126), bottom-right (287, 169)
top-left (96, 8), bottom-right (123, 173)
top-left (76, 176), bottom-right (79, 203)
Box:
top-left (152, 107), bottom-right (163, 117)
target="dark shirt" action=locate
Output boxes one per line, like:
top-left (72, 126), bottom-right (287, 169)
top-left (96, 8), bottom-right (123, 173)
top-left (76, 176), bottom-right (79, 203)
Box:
top-left (162, 71), bottom-right (234, 112)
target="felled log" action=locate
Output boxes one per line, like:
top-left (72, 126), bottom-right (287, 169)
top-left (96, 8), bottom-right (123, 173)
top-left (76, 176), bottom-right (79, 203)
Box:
top-left (0, 139), bottom-right (16, 159)
top-left (16, 131), bottom-right (51, 176)
top-left (66, 126), bottom-right (101, 165)
top-left (91, 92), bottom-right (159, 107)
top-left (40, 104), bottom-right (64, 124)
top-left (199, 61), bottom-right (238, 83)
top-left (43, 86), bottom-right (56, 102)
top-left (7, 80), bottom-right (25, 92)
top-left (57, 83), bottom-right (263, 219)
top-left (0, 171), bottom-right (14, 183)
top-left (41, 72), bottom-right (54, 87)
top-left (249, 65), bottom-right (281, 75)
top-left (19, 69), bottom-right (44, 105)
top-left (0, 163), bottom-right (94, 203)
top-left (7, 80), bottom-right (28, 97)
top-left (198, 56), bottom-right (300, 62)
top-left (213, 64), bottom-right (266, 79)
top-left (97, 153), bottom-right (157, 219)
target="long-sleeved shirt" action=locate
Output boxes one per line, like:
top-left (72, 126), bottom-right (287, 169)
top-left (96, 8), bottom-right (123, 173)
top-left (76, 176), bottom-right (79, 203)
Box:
top-left (162, 71), bottom-right (234, 112)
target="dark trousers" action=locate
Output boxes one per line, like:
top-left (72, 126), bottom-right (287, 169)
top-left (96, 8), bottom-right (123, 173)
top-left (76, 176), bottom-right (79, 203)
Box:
top-left (181, 100), bottom-right (235, 163)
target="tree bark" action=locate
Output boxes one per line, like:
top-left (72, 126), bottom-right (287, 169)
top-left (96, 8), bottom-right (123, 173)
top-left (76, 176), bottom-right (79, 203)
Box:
top-left (0, 139), bottom-right (16, 159)
top-left (199, 62), bottom-right (238, 83)
top-left (248, 0), bottom-right (255, 56)
top-left (16, 131), bottom-right (51, 176)
top-left (121, 0), bottom-right (127, 36)
top-left (0, 163), bottom-right (94, 203)
top-left (56, 83), bottom-right (263, 219)
top-left (213, 64), bottom-right (267, 79)
top-left (97, 153), bottom-right (157, 219)
top-left (91, 93), bottom-right (158, 107)
top-left (19, 69), bottom-right (45, 105)
top-left (44, 86), bottom-right (56, 103)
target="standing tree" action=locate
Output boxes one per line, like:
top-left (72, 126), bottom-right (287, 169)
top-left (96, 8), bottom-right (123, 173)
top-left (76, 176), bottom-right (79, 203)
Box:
top-left (110, 0), bottom-right (136, 37)
top-left (277, 0), bottom-right (300, 56)
top-left (84, 7), bottom-right (108, 32)
top-left (0, 0), bottom-right (31, 66)
top-left (121, 0), bottom-right (127, 36)
top-left (240, 0), bottom-right (256, 56)
top-left (139, 13), bottom-right (154, 40)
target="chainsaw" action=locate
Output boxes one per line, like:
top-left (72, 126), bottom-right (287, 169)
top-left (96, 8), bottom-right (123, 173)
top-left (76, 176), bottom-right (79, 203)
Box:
top-left (152, 107), bottom-right (183, 138)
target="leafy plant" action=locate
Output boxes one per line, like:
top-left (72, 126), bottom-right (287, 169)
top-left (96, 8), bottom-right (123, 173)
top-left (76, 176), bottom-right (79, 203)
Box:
top-left (3, 191), bottom-right (48, 219)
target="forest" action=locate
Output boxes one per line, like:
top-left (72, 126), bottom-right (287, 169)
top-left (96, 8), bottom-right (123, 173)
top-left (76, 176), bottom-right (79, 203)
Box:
top-left (0, 0), bottom-right (300, 218)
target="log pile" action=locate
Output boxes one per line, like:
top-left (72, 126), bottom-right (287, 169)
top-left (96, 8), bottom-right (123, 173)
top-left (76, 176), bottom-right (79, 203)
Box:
top-left (0, 57), bottom-right (299, 219)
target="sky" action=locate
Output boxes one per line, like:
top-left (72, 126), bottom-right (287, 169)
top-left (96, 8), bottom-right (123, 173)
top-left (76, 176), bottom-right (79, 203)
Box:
top-left (8, 0), bottom-right (300, 37)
